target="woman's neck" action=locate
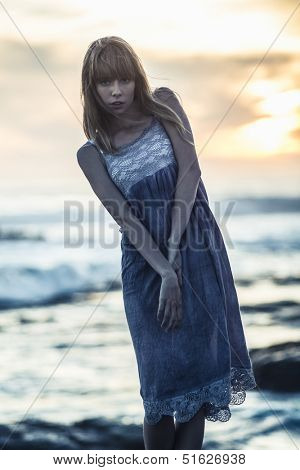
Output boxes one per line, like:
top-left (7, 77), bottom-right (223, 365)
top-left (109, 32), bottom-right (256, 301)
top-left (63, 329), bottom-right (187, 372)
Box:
top-left (109, 100), bottom-right (148, 132)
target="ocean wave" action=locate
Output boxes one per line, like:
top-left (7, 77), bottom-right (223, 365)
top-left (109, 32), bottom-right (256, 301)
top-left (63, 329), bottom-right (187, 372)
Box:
top-left (0, 263), bottom-right (121, 310)
top-left (228, 196), bottom-right (300, 215)
top-left (235, 237), bottom-right (300, 252)
top-left (0, 227), bottom-right (44, 241)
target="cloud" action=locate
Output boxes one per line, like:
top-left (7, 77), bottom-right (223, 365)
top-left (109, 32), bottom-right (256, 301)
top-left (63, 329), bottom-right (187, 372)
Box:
top-left (26, 5), bottom-right (84, 19)
top-left (1, 36), bottom-right (299, 184)
top-left (145, 50), bottom-right (298, 129)
top-left (289, 127), bottom-right (300, 140)
top-left (0, 38), bottom-right (76, 72)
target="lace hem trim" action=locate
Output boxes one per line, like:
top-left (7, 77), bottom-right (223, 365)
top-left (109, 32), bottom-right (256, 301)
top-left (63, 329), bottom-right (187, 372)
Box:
top-left (143, 366), bottom-right (257, 425)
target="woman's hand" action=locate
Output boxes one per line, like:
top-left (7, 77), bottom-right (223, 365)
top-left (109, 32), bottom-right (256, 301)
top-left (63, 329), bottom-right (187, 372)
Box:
top-left (157, 270), bottom-right (182, 331)
top-left (167, 245), bottom-right (183, 288)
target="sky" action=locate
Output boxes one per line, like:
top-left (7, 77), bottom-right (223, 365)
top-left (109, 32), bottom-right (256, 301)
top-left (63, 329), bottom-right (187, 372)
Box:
top-left (0, 0), bottom-right (300, 190)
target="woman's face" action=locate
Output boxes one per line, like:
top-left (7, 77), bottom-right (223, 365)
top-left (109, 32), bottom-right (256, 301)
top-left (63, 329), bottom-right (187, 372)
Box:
top-left (96, 78), bottom-right (136, 115)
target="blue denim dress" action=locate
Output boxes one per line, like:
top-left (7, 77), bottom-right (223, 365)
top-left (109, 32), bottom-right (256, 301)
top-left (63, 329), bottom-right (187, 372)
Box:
top-left (87, 115), bottom-right (257, 425)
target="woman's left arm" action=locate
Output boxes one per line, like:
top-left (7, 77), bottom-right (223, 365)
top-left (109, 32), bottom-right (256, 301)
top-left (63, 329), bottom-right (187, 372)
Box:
top-left (158, 87), bottom-right (202, 250)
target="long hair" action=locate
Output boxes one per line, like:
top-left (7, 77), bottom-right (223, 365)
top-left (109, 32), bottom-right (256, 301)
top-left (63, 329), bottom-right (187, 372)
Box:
top-left (80, 36), bottom-right (194, 154)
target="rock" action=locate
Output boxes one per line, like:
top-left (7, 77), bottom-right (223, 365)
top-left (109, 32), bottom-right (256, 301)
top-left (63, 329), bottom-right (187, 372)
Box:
top-left (250, 341), bottom-right (300, 392)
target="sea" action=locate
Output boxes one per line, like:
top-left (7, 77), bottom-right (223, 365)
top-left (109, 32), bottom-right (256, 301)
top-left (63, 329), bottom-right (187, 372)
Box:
top-left (0, 155), bottom-right (299, 450)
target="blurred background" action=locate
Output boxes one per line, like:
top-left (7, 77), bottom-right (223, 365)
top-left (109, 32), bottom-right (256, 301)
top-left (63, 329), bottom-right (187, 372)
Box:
top-left (0, 0), bottom-right (299, 450)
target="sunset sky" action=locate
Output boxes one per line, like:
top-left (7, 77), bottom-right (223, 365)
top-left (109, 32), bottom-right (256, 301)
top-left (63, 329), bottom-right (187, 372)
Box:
top-left (1, 0), bottom-right (299, 188)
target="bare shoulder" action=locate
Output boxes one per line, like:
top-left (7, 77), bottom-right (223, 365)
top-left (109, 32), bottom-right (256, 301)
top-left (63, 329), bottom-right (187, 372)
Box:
top-left (154, 86), bottom-right (185, 116)
top-left (77, 141), bottom-right (100, 166)
top-left (77, 141), bottom-right (95, 157)
top-left (153, 86), bottom-right (177, 102)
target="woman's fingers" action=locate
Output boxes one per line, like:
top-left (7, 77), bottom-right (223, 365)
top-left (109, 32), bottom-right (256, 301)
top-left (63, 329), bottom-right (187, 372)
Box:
top-left (162, 300), bottom-right (180, 331)
top-left (161, 300), bottom-right (171, 329)
top-left (157, 297), bottom-right (166, 323)
top-left (157, 267), bottom-right (183, 331)
top-left (171, 302), bottom-right (179, 329)
top-left (165, 301), bottom-right (177, 331)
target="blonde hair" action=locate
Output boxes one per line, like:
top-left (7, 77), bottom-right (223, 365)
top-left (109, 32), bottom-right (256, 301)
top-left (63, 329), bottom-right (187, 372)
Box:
top-left (80, 36), bottom-right (194, 154)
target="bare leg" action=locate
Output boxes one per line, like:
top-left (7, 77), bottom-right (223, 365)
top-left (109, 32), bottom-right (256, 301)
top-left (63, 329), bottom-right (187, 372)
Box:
top-left (143, 415), bottom-right (176, 450)
top-left (173, 405), bottom-right (206, 450)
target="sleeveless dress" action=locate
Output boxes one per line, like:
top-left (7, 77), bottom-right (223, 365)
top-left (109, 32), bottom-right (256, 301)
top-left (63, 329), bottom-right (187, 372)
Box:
top-left (86, 113), bottom-right (257, 425)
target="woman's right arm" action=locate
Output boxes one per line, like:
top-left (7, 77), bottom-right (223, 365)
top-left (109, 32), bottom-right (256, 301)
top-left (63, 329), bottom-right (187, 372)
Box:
top-left (76, 143), bottom-right (175, 279)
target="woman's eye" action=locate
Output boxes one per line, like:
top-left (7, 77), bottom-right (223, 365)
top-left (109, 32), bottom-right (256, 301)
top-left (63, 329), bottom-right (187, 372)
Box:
top-left (98, 79), bottom-right (130, 86)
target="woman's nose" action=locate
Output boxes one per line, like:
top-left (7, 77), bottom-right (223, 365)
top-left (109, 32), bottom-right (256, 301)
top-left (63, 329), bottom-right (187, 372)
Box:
top-left (112, 80), bottom-right (121, 93)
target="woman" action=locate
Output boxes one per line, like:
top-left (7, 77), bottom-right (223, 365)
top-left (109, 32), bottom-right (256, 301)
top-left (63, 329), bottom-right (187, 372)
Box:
top-left (77, 36), bottom-right (257, 450)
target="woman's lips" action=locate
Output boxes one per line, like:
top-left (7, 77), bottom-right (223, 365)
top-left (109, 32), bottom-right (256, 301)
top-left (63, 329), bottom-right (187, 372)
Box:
top-left (111, 102), bottom-right (124, 107)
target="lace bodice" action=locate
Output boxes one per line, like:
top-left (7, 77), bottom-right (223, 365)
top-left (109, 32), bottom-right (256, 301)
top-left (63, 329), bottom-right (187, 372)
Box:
top-left (88, 116), bottom-right (177, 198)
